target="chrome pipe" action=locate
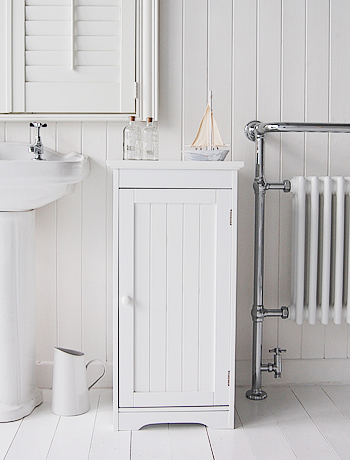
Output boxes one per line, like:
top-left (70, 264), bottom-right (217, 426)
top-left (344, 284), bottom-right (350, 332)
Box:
top-left (245, 120), bottom-right (350, 142)
top-left (253, 134), bottom-right (265, 308)
top-left (255, 134), bottom-right (265, 182)
top-left (246, 133), bottom-right (268, 401)
top-left (256, 122), bottom-right (350, 135)
top-left (246, 318), bottom-right (266, 400)
top-left (264, 307), bottom-right (289, 318)
top-left (266, 180), bottom-right (291, 192)
top-left (253, 184), bottom-right (265, 307)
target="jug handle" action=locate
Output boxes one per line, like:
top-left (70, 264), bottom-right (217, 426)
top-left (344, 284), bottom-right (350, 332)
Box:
top-left (86, 359), bottom-right (106, 390)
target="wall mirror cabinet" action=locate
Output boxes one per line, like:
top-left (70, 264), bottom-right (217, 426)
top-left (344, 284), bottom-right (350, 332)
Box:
top-left (0, 0), bottom-right (158, 120)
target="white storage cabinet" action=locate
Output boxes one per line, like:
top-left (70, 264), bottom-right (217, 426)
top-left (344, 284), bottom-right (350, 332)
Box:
top-left (109, 161), bottom-right (243, 431)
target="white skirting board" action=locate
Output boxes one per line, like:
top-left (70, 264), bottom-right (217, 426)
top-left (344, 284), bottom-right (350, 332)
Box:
top-left (36, 359), bottom-right (350, 389)
top-left (236, 359), bottom-right (350, 386)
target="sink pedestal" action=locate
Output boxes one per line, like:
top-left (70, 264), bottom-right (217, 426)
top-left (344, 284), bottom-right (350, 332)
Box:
top-left (0, 211), bottom-right (42, 422)
top-left (0, 140), bottom-right (90, 421)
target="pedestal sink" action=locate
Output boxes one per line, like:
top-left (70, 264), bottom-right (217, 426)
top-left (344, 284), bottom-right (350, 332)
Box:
top-left (0, 142), bottom-right (90, 422)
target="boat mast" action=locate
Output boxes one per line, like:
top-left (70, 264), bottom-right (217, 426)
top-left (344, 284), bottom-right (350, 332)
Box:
top-left (209, 90), bottom-right (213, 150)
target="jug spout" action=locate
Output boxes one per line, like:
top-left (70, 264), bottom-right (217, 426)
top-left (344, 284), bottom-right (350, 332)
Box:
top-left (54, 347), bottom-right (84, 356)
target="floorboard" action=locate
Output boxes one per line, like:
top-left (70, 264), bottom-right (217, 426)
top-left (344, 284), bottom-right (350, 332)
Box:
top-left (235, 387), bottom-right (297, 459)
top-left (0, 419), bottom-right (22, 460)
top-left (322, 385), bottom-right (350, 420)
top-left (292, 385), bottom-right (350, 460)
top-left (46, 390), bottom-right (100, 460)
top-left (131, 424), bottom-right (172, 460)
top-left (266, 386), bottom-right (339, 460)
top-left (89, 390), bottom-right (131, 460)
top-left (207, 409), bottom-right (255, 460)
top-left (169, 424), bottom-right (213, 460)
top-left (4, 393), bottom-right (59, 460)
top-left (0, 386), bottom-right (350, 459)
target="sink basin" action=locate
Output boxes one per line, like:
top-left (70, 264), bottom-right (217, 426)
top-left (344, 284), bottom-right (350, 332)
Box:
top-left (0, 142), bottom-right (90, 211)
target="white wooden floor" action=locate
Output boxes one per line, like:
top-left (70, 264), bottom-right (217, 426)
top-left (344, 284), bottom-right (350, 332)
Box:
top-left (1, 386), bottom-right (350, 459)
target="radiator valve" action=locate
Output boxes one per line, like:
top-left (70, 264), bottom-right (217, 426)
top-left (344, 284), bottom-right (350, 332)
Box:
top-left (268, 347), bottom-right (286, 378)
top-left (261, 348), bottom-right (286, 378)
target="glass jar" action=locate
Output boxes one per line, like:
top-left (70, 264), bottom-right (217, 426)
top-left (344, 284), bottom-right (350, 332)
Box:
top-left (123, 116), bottom-right (141, 160)
top-left (142, 117), bottom-right (158, 160)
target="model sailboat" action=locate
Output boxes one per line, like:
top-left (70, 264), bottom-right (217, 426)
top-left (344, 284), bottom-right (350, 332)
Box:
top-left (183, 92), bottom-right (229, 161)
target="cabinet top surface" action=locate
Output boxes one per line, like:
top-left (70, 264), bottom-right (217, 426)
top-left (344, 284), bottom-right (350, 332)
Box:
top-left (106, 160), bottom-right (244, 171)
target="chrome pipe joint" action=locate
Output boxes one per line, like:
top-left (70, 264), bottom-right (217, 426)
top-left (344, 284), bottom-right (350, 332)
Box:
top-left (252, 306), bottom-right (289, 319)
top-left (266, 180), bottom-right (291, 193)
top-left (253, 179), bottom-right (291, 194)
top-left (266, 306), bottom-right (289, 318)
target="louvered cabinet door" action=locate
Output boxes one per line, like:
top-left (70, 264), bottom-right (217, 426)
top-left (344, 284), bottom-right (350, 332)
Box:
top-left (11, 0), bottom-right (135, 113)
top-left (118, 188), bottom-right (232, 409)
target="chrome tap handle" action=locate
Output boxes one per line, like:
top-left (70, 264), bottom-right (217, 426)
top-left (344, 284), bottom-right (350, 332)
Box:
top-left (29, 122), bottom-right (47, 128)
top-left (269, 348), bottom-right (286, 354)
top-left (30, 122), bottom-right (47, 140)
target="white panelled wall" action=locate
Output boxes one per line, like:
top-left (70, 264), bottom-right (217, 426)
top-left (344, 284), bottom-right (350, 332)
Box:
top-left (3, 0), bottom-right (350, 388)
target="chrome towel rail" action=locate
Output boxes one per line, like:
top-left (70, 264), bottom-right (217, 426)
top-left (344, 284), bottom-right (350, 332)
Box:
top-left (245, 120), bottom-right (350, 401)
top-left (245, 121), bottom-right (350, 140)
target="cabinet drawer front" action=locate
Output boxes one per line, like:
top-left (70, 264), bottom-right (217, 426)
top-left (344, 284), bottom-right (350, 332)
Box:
top-left (134, 188), bottom-right (216, 204)
top-left (119, 169), bottom-right (234, 189)
top-left (118, 188), bottom-right (232, 408)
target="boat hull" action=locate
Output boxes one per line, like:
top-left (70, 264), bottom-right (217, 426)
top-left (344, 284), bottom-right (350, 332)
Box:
top-left (182, 148), bottom-right (229, 161)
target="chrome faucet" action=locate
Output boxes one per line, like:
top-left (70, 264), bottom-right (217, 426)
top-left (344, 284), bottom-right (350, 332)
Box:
top-left (29, 122), bottom-right (47, 161)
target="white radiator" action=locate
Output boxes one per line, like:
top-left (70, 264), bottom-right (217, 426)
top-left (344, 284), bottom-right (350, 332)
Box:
top-left (290, 176), bottom-right (350, 325)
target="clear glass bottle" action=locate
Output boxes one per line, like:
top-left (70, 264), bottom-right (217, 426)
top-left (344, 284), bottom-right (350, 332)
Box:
top-left (123, 116), bottom-right (141, 160)
top-left (142, 117), bottom-right (158, 160)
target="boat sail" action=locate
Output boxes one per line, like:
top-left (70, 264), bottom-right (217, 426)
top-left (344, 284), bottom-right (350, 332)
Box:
top-left (183, 92), bottom-right (229, 161)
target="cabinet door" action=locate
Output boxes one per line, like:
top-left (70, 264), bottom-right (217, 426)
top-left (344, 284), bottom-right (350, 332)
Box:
top-left (118, 188), bottom-right (232, 408)
top-left (3, 0), bottom-right (135, 114)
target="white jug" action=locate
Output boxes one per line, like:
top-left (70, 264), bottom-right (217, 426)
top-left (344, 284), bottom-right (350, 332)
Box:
top-left (51, 347), bottom-right (106, 416)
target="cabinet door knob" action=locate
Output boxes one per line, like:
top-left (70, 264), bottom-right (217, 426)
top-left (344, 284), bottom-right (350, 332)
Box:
top-left (121, 295), bottom-right (132, 306)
